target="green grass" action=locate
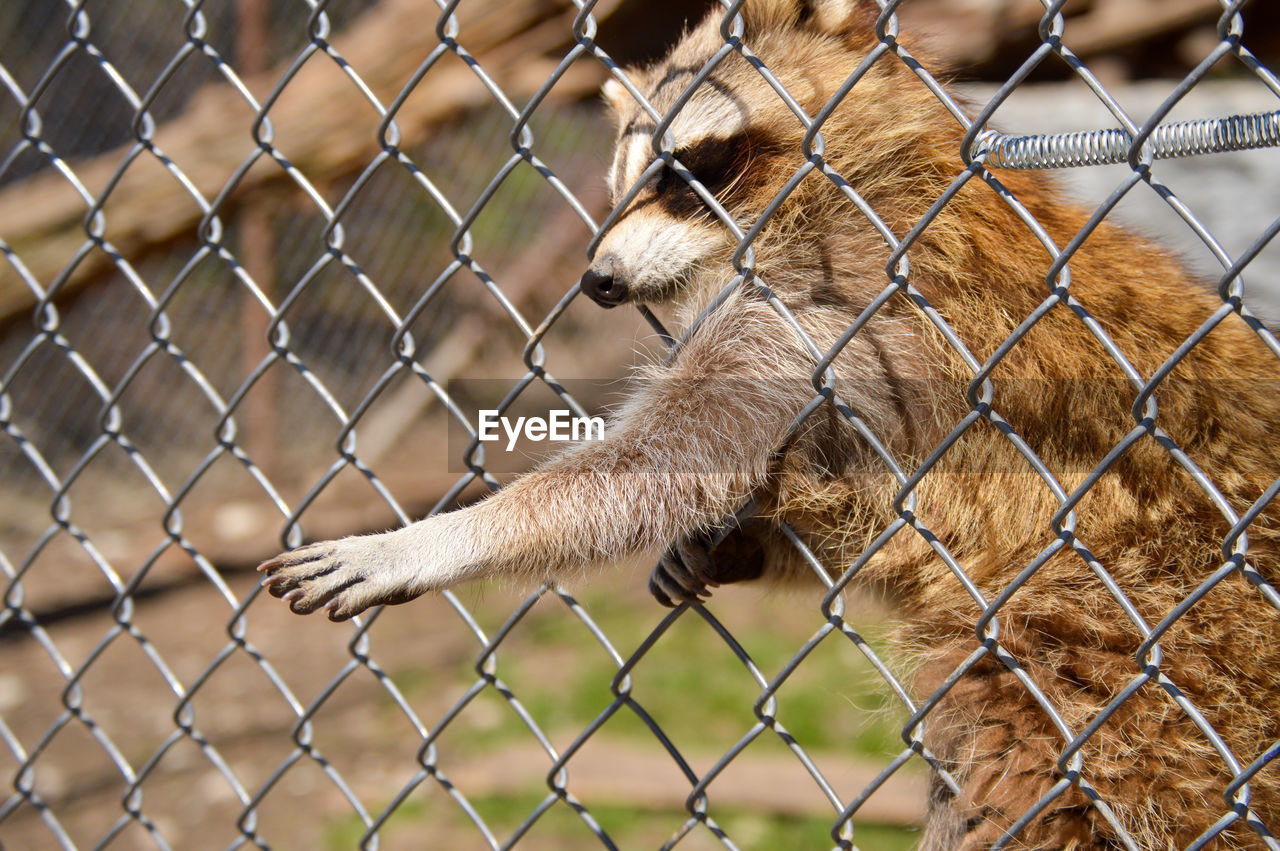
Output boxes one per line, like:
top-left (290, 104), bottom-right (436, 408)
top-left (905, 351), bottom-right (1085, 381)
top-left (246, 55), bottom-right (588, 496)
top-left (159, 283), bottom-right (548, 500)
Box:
top-left (369, 580), bottom-right (918, 849)
top-left (467, 586), bottom-right (910, 762)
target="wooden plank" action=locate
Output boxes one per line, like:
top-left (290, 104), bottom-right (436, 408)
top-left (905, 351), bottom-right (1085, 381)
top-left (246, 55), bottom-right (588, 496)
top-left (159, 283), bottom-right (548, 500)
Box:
top-left (0, 0), bottom-right (614, 321)
top-left (448, 738), bottom-right (928, 827)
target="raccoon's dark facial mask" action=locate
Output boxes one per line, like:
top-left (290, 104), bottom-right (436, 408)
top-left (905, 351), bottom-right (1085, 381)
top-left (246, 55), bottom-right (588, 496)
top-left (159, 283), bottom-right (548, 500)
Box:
top-left (584, 107), bottom-right (793, 307)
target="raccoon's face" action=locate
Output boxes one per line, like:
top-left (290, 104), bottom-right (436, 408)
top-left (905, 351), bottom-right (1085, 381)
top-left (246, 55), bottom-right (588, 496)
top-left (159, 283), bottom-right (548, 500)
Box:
top-left (580, 21), bottom-right (807, 309)
top-left (578, 79), bottom-right (759, 309)
top-left (578, 0), bottom-right (875, 310)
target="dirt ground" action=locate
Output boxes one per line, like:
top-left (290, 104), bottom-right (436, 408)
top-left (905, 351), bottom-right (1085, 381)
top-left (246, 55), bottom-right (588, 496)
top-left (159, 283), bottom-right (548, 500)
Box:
top-left (0, 564), bottom-right (925, 850)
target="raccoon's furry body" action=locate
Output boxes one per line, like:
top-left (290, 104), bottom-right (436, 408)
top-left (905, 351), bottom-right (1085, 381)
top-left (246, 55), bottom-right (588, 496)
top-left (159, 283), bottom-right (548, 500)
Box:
top-left (262, 2), bottom-right (1280, 846)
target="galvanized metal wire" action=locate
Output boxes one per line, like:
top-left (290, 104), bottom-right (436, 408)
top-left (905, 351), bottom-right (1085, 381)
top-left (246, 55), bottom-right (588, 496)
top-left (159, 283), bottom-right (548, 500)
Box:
top-left (2, 0), bottom-right (1279, 849)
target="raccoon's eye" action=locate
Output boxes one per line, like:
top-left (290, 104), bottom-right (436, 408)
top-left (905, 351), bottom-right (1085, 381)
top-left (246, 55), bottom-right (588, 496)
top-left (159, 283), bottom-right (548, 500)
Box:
top-left (658, 141), bottom-right (736, 195)
top-left (654, 161), bottom-right (689, 196)
top-left (648, 136), bottom-right (753, 217)
top-left (677, 141), bottom-right (737, 193)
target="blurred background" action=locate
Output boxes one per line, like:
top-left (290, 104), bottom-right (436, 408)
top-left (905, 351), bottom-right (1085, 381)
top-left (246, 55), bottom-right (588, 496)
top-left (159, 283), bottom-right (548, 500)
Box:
top-left (2, 1), bottom-right (1279, 848)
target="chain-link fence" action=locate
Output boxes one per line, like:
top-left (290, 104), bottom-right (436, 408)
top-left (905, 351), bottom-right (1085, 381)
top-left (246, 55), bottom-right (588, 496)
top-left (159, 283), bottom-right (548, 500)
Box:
top-left (3, 0), bottom-right (1280, 848)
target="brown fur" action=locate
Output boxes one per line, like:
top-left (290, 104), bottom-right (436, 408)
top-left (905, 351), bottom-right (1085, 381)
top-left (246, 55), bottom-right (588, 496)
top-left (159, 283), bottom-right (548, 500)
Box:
top-left (262, 2), bottom-right (1280, 846)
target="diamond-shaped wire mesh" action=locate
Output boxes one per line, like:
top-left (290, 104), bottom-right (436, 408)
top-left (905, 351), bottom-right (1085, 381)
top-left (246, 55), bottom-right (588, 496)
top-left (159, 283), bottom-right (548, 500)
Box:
top-left (2, 0), bottom-right (1279, 848)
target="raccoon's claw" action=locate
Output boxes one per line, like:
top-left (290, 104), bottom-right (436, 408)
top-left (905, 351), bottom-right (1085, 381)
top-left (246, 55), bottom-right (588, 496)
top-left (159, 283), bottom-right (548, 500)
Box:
top-left (648, 531), bottom-right (717, 607)
top-left (648, 521), bottom-right (771, 607)
top-left (258, 540), bottom-right (380, 621)
top-left (647, 564), bottom-right (703, 607)
top-left (258, 517), bottom-right (477, 621)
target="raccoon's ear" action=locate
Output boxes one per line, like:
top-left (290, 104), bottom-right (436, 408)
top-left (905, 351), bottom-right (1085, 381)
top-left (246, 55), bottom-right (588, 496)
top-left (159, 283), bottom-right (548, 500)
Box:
top-left (740, 0), bottom-right (871, 37)
top-left (798, 0), bottom-right (868, 34)
top-left (601, 77), bottom-right (630, 116)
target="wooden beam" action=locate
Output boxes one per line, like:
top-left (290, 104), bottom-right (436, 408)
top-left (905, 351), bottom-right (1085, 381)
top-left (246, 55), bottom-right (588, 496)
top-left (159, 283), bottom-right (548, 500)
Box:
top-left (0, 0), bottom-right (615, 321)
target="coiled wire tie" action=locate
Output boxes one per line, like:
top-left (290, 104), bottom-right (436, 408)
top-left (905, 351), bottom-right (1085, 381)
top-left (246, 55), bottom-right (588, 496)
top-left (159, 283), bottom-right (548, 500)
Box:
top-left (973, 108), bottom-right (1280, 169)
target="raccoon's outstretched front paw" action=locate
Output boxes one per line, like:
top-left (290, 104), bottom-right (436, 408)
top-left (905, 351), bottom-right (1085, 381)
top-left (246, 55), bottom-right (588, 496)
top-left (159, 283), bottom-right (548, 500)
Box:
top-left (259, 538), bottom-right (389, 621)
top-left (260, 515), bottom-right (485, 620)
top-left (648, 523), bottom-right (768, 608)
top-left (259, 527), bottom-right (435, 621)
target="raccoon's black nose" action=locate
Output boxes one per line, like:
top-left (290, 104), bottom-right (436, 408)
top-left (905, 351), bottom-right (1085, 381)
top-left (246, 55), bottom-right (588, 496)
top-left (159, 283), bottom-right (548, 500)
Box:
top-left (579, 257), bottom-right (628, 308)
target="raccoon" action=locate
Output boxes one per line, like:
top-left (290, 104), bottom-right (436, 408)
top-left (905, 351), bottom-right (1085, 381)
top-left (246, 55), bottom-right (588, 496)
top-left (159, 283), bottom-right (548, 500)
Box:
top-left (260, 1), bottom-right (1280, 847)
